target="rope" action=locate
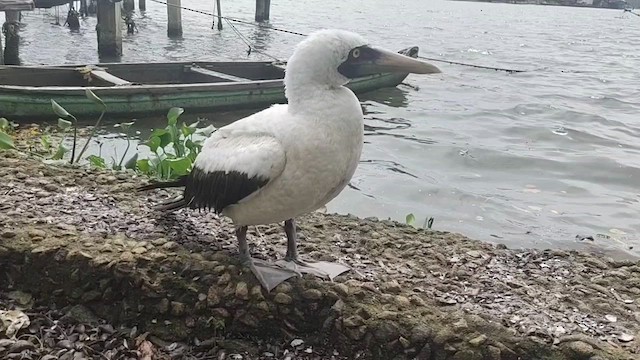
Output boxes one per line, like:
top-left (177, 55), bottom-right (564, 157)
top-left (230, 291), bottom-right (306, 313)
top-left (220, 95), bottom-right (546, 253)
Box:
top-left (148, 0), bottom-right (528, 73)
top-left (417, 56), bottom-right (526, 73)
top-left (624, 9), bottom-right (640, 17)
top-left (148, 0), bottom-right (306, 36)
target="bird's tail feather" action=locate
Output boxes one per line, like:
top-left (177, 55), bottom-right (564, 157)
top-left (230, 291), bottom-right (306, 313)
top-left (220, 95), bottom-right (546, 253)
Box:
top-left (154, 197), bottom-right (189, 212)
top-left (137, 176), bottom-right (187, 192)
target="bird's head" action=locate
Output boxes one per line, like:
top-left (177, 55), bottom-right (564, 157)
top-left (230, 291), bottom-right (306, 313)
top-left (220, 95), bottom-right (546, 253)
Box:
top-left (285, 29), bottom-right (441, 90)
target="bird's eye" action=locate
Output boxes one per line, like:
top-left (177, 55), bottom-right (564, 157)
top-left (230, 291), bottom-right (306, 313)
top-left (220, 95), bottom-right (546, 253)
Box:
top-left (352, 49), bottom-right (361, 58)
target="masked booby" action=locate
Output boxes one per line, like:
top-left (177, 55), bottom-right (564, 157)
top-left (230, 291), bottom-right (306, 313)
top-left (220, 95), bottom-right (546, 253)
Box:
top-left (138, 29), bottom-right (441, 291)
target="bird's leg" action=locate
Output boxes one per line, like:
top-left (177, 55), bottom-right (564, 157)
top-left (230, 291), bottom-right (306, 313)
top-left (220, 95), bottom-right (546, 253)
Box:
top-left (277, 218), bottom-right (350, 280)
top-left (236, 226), bottom-right (297, 292)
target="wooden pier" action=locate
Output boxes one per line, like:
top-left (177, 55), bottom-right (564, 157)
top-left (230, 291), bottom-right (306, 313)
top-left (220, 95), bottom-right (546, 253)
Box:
top-left (0, 0), bottom-right (274, 61)
top-left (0, 0), bottom-right (35, 65)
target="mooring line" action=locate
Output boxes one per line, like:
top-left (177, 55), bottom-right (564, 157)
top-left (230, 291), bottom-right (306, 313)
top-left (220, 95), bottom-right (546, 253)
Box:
top-left (147, 0), bottom-right (528, 73)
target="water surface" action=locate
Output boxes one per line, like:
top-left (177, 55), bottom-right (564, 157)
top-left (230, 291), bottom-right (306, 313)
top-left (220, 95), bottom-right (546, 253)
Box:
top-left (9, 0), bottom-right (640, 257)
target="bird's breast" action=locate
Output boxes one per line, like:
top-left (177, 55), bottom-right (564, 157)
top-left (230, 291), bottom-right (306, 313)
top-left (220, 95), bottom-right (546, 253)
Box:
top-left (225, 107), bottom-right (364, 226)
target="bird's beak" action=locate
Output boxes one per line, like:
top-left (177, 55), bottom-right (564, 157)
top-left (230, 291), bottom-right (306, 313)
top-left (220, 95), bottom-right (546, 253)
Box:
top-left (338, 46), bottom-right (441, 78)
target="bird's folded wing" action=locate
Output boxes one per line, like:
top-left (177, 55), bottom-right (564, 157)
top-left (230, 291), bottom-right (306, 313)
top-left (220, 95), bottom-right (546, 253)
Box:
top-left (185, 132), bottom-right (287, 212)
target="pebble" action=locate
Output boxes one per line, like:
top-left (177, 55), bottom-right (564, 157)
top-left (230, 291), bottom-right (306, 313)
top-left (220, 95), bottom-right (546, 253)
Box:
top-left (274, 293), bottom-right (292, 305)
top-left (381, 280), bottom-right (402, 294)
top-left (235, 282), bottom-right (249, 300)
top-left (8, 340), bottom-right (35, 353)
top-left (618, 333), bottom-right (634, 342)
top-left (302, 289), bottom-right (323, 300)
top-left (131, 247), bottom-right (147, 254)
top-left (469, 334), bottom-right (487, 346)
top-left (1, 230), bottom-right (16, 238)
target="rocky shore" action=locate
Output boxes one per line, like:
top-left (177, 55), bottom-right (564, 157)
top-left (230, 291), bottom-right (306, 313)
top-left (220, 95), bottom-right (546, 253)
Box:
top-left (1, 147), bottom-right (640, 359)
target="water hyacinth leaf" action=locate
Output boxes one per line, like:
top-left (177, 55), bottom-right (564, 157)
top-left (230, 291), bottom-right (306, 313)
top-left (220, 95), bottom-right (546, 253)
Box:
top-left (166, 157), bottom-right (192, 176)
top-left (124, 153), bottom-right (139, 170)
top-left (52, 144), bottom-right (69, 160)
top-left (57, 118), bottom-right (72, 130)
top-left (182, 123), bottom-right (197, 137)
top-left (150, 128), bottom-right (172, 148)
top-left (136, 159), bottom-right (151, 174)
top-left (87, 155), bottom-right (106, 168)
top-left (167, 107), bottom-right (184, 126)
top-left (85, 89), bottom-right (106, 109)
top-left (51, 100), bottom-right (75, 122)
top-left (0, 131), bottom-right (15, 149)
top-left (405, 213), bottom-right (416, 226)
top-left (146, 136), bottom-right (161, 152)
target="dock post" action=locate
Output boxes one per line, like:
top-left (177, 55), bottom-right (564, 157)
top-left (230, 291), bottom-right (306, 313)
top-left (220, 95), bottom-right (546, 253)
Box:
top-left (216, 0), bottom-right (222, 30)
top-left (88, 0), bottom-right (97, 15)
top-left (123, 0), bottom-right (134, 11)
top-left (167, 0), bottom-right (182, 37)
top-left (255, 0), bottom-right (270, 22)
top-left (3, 11), bottom-right (21, 65)
top-left (96, 0), bottom-right (122, 57)
top-left (80, 0), bottom-right (88, 16)
top-left (139, 0), bottom-right (146, 11)
top-left (0, 20), bottom-right (3, 65)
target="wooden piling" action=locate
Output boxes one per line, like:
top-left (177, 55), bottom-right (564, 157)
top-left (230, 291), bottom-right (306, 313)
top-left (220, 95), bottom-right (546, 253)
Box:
top-left (88, 0), bottom-right (97, 15)
top-left (123, 0), bottom-right (134, 12)
top-left (255, 0), bottom-right (270, 22)
top-left (79, 0), bottom-right (88, 16)
top-left (139, 0), bottom-right (146, 11)
top-left (3, 11), bottom-right (20, 65)
top-left (0, 20), bottom-right (3, 65)
top-left (96, 0), bottom-right (122, 57)
top-left (216, 0), bottom-right (222, 30)
top-left (166, 0), bottom-right (182, 37)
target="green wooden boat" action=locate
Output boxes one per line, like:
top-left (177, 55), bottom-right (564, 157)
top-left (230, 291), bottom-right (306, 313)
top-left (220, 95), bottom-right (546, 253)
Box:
top-left (0, 46), bottom-right (419, 120)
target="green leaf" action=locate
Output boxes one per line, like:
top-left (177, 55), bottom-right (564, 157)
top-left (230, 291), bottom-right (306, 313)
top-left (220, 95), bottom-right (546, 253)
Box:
top-left (405, 213), bottom-right (416, 226)
top-left (136, 159), bottom-right (151, 174)
top-left (40, 135), bottom-right (52, 151)
top-left (146, 136), bottom-right (161, 153)
top-left (124, 153), bottom-right (138, 170)
top-left (57, 118), bottom-right (72, 130)
top-left (51, 100), bottom-right (75, 122)
top-left (165, 157), bottom-right (192, 176)
top-left (85, 89), bottom-right (106, 110)
top-left (87, 155), bottom-right (106, 168)
top-left (166, 107), bottom-right (184, 126)
top-left (150, 128), bottom-right (172, 149)
top-left (181, 123), bottom-right (197, 137)
top-left (196, 124), bottom-right (216, 137)
top-left (52, 144), bottom-right (69, 160)
top-left (0, 118), bottom-right (9, 131)
top-left (0, 131), bottom-right (15, 149)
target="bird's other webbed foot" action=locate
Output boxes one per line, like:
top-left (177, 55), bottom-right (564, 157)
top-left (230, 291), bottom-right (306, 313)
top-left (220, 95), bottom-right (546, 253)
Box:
top-left (275, 258), bottom-right (350, 280)
top-left (242, 256), bottom-right (299, 292)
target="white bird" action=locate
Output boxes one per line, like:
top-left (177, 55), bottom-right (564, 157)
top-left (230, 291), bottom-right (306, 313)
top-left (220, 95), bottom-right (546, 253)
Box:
top-left (138, 29), bottom-right (441, 291)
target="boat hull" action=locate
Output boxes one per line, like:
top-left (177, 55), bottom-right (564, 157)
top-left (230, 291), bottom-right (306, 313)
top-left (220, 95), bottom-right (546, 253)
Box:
top-left (0, 47), bottom-right (419, 120)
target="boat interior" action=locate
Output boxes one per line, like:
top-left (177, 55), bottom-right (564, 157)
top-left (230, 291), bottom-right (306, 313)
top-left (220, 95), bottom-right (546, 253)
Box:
top-left (0, 62), bottom-right (287, 87)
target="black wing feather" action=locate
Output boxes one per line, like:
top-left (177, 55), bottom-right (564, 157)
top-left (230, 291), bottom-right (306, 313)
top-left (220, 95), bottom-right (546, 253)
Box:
top-left (140, 167), bottom-right (270, 213)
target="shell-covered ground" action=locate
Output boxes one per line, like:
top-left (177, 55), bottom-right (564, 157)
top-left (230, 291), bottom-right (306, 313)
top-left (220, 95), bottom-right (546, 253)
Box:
top-left (1, 145), bottom-right (640, 359)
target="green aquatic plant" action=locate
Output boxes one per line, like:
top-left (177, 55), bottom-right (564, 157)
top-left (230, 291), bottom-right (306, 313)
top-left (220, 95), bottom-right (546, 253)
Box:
top-left (405, 213), bottom-right (434, 229)
top-left (0, 118), bottom-right (17, 150)
top-left (136, 107), bottom-right (215, 179)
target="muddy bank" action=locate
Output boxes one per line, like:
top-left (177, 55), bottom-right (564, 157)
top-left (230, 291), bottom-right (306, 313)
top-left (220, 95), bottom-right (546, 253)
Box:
top-left (1, 149), bottom-right (639, 359)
